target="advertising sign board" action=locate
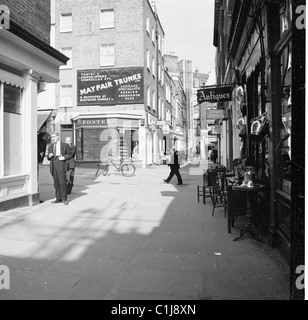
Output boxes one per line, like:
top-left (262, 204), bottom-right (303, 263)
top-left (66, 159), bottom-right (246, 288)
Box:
top-left (77, 67), bottom-right (144, 106)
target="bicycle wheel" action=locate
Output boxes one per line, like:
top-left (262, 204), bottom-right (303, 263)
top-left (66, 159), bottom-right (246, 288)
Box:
top-left (121, 164), bottom-right (135, 177)
top-left (100, 164), bottom-right (109, 176)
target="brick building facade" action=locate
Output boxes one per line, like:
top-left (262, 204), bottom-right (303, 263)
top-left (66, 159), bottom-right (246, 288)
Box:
top-left (39, 0), bottom-right (170, 168)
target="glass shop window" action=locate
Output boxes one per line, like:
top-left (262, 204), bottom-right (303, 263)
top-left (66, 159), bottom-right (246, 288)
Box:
top-left (279, 41), bottom-right (292, 194)
top-left (76, 127), bottom-right (139, 162)
top-left (3, 83), bottom-right (23, 176)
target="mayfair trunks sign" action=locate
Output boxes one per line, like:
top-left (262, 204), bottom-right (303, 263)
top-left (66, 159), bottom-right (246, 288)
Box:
top-left (197, 85), bottom-right (232, 104)
top-left (77, 67), bottom-right (144, 106)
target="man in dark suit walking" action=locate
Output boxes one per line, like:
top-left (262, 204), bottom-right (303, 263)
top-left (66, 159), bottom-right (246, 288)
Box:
top-left (65, 137), bottom-right (77, 195)
top-left (164, 148), bottom-right (183, 185)
top-left (47, 133), bottom-right (73, 205)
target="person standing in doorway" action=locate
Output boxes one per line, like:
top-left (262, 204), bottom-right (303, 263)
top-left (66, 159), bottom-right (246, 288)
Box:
top-left (47, 133), bottom-right (73, 205)
top-left (65, 137), bottom-right (77, 195)
top-left (164, 148), bottom-right (183, 185)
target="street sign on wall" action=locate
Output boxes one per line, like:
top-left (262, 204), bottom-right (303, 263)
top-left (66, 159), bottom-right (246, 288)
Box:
top-left (197, 85), bottom-right (232, 104)
top-left (77, 67), bottom-right (144, 106)
top-left (206, 109), bottom-right (227, 120)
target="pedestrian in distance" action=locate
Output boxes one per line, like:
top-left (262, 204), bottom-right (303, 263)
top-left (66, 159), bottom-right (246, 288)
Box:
top-left (210, 148), bottom-right (218, 164)
top-left (47, 133), bottom-right (73, 205)
top-left (65, 137), bottom-right (77, 195)
top-left (164, 148), bottom-right (183, 185)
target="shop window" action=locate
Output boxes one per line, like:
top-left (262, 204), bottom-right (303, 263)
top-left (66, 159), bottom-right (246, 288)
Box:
top-left (3, 83), bottom-right (23, 176)
top-left (278, 42), bottom-right (292, 194)
top-left (76, 127), bottom-right (139, 162)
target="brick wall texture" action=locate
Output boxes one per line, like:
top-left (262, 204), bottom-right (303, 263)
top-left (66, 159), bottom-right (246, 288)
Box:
top-left (1, 0), bottom-right (50, 44)
top-left (54, 0), bottom-right (165, 113)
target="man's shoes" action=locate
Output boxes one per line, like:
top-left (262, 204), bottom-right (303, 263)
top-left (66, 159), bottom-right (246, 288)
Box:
top-left (176, 183), bottom-right (183, 186)
top-left (52, 200), bottom-right (62, 204)
top-left (163, 180), bottom-right (169, 183)
top-left (63, 200), bottom-right (69, 206)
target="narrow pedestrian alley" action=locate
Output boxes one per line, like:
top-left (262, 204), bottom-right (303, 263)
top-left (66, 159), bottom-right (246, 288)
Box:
top-left (0, 162), bottom-right (289, 300)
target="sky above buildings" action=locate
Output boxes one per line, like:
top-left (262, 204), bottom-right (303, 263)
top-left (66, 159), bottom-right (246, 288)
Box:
top-left (156, 0), bottom-right (216, 74)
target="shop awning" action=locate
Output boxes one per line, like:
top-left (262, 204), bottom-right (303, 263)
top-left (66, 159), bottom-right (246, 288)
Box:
top-left (37, 110), bottom-right (52, 131)
top-left (0, 69), bottom-right (25, 89)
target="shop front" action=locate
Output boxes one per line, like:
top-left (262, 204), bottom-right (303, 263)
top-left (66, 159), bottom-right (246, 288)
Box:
top-left (72, 115), bottom-right (142, 167)
top-left (0, 23), bottom-right (68, 211)
top-left (225, 0), bottom-right (293, 261)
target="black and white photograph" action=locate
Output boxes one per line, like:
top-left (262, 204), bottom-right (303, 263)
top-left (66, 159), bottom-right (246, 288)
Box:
top-left (0, 0), bottom-right (305, 304)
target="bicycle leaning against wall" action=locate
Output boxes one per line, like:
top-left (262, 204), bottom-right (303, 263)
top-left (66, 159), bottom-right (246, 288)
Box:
top-left (95, 156), bottom-right (136, 177)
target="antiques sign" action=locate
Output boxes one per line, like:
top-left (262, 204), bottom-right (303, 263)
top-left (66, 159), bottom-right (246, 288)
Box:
top-left (77, 67), bottom-right (144, 106)
top-left (197, 85), bottom-right (232, 104)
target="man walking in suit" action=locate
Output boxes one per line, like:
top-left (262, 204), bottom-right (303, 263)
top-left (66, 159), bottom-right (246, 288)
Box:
top-left (65, 137), bottom-right (77, 195)
top-left (47, 133), bottom-right (73, 205)
top-left (164, 148), bottom-right (183, 185)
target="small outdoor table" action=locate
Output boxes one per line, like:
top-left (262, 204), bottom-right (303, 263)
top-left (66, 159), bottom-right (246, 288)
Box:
top-left (232, 184), bottom-right (267, 242)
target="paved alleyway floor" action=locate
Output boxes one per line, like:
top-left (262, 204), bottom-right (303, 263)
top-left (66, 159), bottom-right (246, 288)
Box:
top-left (0, 161), bottom-right (290, 300)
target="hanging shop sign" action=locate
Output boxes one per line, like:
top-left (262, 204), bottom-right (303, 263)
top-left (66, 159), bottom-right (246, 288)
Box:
top-left (197, 85), bottom-right (232, 104)
top-left (77, 67), bottom-right (144, 106)
top-left (206, 109), bottom-right (227, 120)
top-left (162, 124), bottom-right (170, 135)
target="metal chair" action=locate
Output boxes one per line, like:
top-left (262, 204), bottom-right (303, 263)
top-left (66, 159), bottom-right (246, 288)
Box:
top-left (208, 167), bottom-right (228, 217)
top-left (197, 170), bottom-right (214, 204)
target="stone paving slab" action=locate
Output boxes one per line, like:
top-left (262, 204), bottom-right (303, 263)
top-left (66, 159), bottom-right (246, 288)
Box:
top-left (120, 269), bottom-right (202, 296)
top-left (130, 251), bottom-right (218, 273)
top-left (0, 238), bottom-right (38, 257)
top-left (201, 271), bottom-right (290, 300)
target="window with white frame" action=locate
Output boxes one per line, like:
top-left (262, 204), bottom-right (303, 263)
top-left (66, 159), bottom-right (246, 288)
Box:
top-left (152, 57), bottom-right (155, 76)
top-left (152, 91), bottom-right (156, 111)
top-left (146, 50), bottom-right (150, 70)
top-left (147, 86), bottom-right (151, 107)
top-left (152, 27), bottom-right (155, 43)
top-left (158, 34), bottom-right (161, 51)
top-left (60, 13), bottom-right (72, 32)
top-left (100, 44), bottom-right (115, 66)
top-left (161, 37), bottom-right (165, 55)
top-left (162, 101), bottom-right (165, 120)
top-left (100, 10), bottom-right (114, 29)
top-left (146, 16), bottom-right (150, 34)
top-left (60, 85), bottom-right (73, 106)
top-left (60, 47), bottom-right (72, 68)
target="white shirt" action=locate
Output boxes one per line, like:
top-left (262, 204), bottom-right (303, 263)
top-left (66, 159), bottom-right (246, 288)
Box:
top-left (55, 141), bottom-right (61, 156)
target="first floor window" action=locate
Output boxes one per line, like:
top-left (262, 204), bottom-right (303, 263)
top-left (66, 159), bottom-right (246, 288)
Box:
top-left (100, 44), bottom-right (115, 66)
top-left (60, 85), bottom-right (73, 107)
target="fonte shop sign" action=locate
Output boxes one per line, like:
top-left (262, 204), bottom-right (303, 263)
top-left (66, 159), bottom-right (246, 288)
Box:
top-left (197, 85), bottom-right (232, 104)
